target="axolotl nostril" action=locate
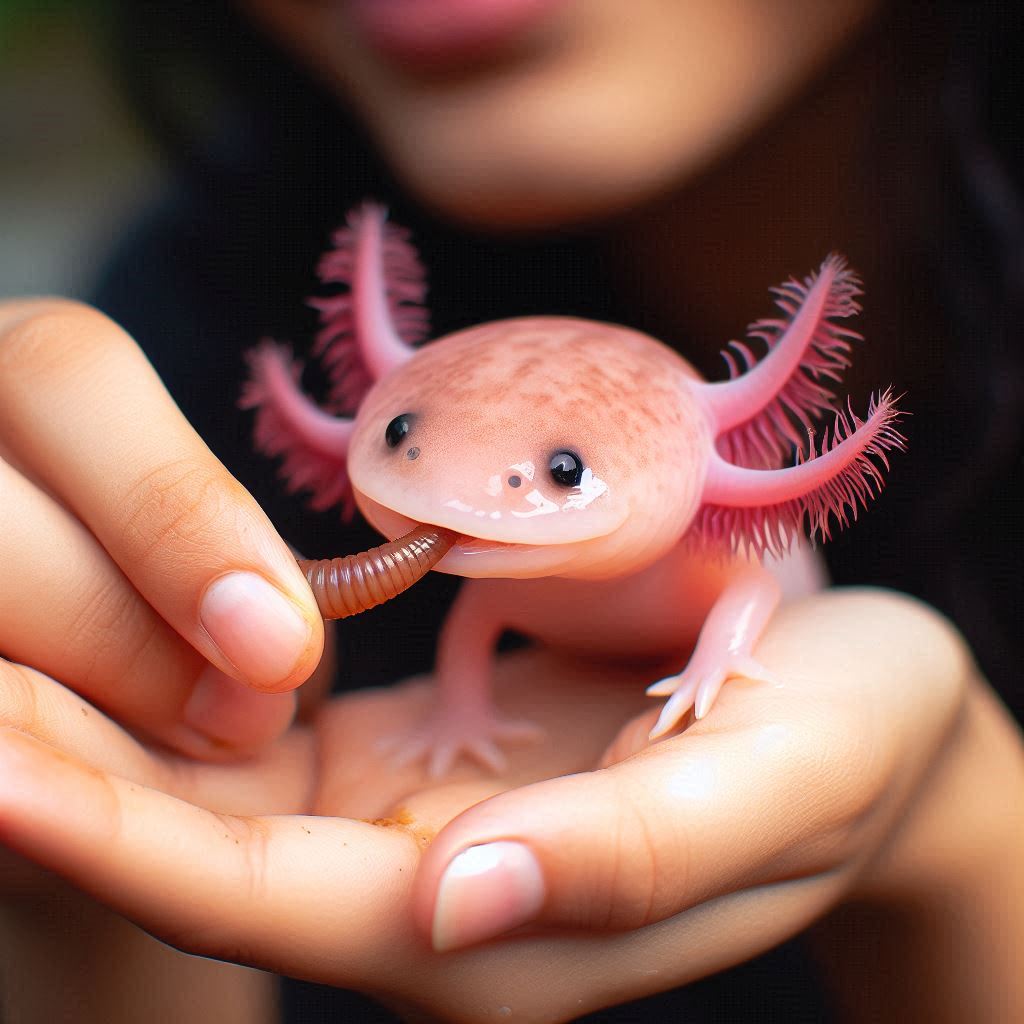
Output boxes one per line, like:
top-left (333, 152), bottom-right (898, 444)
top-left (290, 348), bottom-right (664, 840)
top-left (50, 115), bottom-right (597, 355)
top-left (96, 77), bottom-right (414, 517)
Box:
top-left (242, 203), bottom-right (905, 776)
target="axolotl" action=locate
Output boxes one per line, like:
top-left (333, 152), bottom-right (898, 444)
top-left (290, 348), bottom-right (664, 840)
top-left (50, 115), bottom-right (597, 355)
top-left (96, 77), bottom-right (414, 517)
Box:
top-left (243, 204), bottom-right (904, 776)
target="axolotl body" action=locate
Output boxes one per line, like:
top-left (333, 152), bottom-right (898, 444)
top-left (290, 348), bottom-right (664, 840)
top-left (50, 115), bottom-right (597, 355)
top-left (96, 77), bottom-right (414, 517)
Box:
top-left (244, 204), bottom-right (903, 775)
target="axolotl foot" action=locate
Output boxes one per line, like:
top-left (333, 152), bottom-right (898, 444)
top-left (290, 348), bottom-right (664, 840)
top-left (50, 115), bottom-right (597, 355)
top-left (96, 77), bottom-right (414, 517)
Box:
top-left (645, 569), bottom-right (783, 740)
top-left (646, 651), bottom-right (778, 740)
top-left (376, 707), bottom-right (545, 778)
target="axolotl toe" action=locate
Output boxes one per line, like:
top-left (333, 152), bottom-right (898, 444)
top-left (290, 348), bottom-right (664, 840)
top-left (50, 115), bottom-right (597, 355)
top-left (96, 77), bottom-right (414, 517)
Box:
top-left (243, 203), bottom-right (904, 776)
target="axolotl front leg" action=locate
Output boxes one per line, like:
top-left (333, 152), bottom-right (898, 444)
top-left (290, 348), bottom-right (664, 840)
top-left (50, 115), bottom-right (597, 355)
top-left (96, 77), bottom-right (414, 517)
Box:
top-left (435, 571), bottom-right (783, 776)
top-left (382, 550), bottom-right (793, 777)
top-left (377, 579), bottom-right (544, 777)
top-left (645, 547), bottom-right (832, 736)
top-left (646, 568), bottom-right (781, 737)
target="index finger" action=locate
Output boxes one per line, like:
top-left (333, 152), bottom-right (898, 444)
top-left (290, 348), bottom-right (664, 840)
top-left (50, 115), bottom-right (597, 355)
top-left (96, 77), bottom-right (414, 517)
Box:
top-left (0, 300), bottom-right (323, 691)
top-left (0, 727), bottom-right (416, 987)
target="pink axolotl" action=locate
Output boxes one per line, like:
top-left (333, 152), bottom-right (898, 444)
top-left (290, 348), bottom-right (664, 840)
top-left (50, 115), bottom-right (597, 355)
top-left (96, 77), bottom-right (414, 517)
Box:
top-left (243, 203), bottom-right (904, 775)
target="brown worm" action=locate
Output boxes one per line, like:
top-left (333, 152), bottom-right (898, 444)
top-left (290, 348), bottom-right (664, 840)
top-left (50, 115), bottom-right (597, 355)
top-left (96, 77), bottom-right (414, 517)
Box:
top-left (298, 523), bottom-right (459, 619)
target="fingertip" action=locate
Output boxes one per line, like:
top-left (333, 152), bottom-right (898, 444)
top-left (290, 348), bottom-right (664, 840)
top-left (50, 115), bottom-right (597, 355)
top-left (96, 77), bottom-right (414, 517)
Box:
top-left (414, 743), bottom-right (713, 949)
top-left (199, 571), bottom-right (323, 693)
top-left (430, 841), bottom-right (546, 952)
top-left (0, 728), bottom-right (94, 848)
top-left (411, 778), bottom-right (580, 948)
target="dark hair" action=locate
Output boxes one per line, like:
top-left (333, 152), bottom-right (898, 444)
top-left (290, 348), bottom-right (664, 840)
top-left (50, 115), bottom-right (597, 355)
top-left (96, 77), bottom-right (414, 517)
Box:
top-left (925, 1), bottom-right (1024, 709)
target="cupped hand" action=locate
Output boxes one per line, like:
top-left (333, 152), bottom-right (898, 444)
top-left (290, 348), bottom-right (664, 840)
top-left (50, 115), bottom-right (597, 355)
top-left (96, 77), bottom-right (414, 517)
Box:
top-left (0, 587), bottom-right (981, 1023)
top-left (0, 299), bottom-right (325, 760)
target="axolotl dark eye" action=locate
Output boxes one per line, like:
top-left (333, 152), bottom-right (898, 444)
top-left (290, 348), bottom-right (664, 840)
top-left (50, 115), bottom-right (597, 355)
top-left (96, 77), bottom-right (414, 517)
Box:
top-left (385, 413), bottom-right (413, 448)
top-left (549, 450), bottom-right (584, 487)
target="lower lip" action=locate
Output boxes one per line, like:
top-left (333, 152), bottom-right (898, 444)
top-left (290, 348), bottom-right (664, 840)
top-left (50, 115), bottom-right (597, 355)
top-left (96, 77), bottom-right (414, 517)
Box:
top-left (344, 0), bottom-right (564, 64)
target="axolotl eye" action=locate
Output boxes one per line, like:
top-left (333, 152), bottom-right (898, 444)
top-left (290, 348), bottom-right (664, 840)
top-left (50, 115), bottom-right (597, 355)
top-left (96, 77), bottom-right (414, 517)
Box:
top-left (549, 450), bottom-right (584, 487)
top-left (385, 413), bottom-right (413, 448)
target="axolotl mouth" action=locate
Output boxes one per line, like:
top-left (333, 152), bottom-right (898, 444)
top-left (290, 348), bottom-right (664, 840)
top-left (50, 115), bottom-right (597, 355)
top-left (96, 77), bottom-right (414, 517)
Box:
top-left (356, 494), bottom-right (610, 579)
top-left (297, 494), bottom-right (622, 621)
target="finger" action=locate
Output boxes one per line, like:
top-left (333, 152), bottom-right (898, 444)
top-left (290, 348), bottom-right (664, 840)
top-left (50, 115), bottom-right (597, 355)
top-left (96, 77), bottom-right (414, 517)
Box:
top-left (413, 590), bottom-right (971, 951)
top-left (0, 708), bottom-right (832, 1024)
top-left (0, 300), bottom-right (322, 693)
top-left (0, 659), bottom-right (167, 787)
top-left (0, 658), bottom-right (313, 818)
top-left (415, 726), bottom-right (857, 953)
top-left (0, 456), bottom-right (295, 757)
top-left (0, 728), bottom-right (868, 1024)
top-left (0, 727), bottom-right (419, 987)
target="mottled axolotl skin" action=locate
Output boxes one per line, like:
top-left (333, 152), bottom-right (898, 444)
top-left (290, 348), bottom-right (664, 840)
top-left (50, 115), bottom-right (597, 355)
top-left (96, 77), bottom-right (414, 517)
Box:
top-left (243, 204), bottom-right (904, 775)
top-left (352, 317), bottom-right (710, 580)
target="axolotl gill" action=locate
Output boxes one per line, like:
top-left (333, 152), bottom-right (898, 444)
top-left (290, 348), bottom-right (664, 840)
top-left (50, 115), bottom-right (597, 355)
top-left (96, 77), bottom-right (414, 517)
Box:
top-left (243, 204), bottom-right (904, 776)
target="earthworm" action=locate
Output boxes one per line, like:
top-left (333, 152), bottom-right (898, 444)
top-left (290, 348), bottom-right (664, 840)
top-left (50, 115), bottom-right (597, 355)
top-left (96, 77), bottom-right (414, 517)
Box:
top-left (298, 523), bottom-right (459, 619)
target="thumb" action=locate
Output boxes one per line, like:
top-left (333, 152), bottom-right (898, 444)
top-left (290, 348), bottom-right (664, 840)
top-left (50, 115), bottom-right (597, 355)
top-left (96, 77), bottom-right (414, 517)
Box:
top-left (413, 589), bottom-right (972, 955)
top-left (413, 715), bottom-right (863, 953)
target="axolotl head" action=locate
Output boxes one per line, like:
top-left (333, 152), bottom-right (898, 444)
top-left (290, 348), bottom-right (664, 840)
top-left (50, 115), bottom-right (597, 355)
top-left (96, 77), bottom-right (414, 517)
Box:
top-left (347, 317), bottom-right (712, 579)
top-left (247, 210), bottom-right (902, 604)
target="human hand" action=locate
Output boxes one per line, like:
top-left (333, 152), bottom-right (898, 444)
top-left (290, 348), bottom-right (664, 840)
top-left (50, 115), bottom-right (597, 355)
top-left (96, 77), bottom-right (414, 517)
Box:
top-left (0, 299), bottom-right (325, 762)
top-left (1, 588), bottom-right (1005, 1024)
top-left (0, 640), bottom-right (643, 1012)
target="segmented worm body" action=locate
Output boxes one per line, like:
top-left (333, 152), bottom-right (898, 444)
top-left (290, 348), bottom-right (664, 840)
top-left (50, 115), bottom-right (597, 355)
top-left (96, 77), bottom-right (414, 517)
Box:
top-left (298, 523), bottom-right (459, 619)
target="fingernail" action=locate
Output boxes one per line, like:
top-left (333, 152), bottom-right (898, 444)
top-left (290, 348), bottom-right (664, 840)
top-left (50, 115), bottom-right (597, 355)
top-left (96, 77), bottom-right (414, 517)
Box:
top-left (432, 842), bottom-right (546, 953)
top-left (200, 572), bottom-right (311, 689)
top-left (182, 664), bottom-right (295, 750)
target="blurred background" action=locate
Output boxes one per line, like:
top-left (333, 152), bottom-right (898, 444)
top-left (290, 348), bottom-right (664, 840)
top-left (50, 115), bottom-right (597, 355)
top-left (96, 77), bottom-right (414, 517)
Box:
top-left (0, 1), bottom-right (163, 298)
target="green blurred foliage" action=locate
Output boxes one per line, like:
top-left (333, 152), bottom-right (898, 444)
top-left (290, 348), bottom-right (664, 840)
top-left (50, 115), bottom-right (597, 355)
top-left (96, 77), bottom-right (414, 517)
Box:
top-left (0, 0), bottom-right (108, 55)
top-left (1, 0), bottom-right (67, 27)
top-left (0, 0), bottom-right (89, 19)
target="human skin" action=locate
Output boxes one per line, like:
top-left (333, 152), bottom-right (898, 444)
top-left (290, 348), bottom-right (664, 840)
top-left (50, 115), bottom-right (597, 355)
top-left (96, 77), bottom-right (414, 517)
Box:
top-left (0, 891), bottom-right (278, 1024)
top-left (241, 0), bottom-right (880, 228)
top-left (0, 263), bottom-right (1020, 1014)
top-left (0, 300), bottom-right (328, 761)
top-left (0, 589), bottom-right (1022, 1023)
